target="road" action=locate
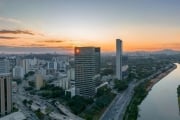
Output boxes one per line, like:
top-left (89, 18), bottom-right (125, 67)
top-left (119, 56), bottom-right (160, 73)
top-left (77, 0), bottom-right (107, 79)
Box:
top-left (100, 83), bottom-right (135, 120)
top-left (14, 78), bottom-right (81, 120)
top-left (100, 65), bottom-right (175, 120)
top-left (13, 80), bottom-right (40, 120)
top-left (55, 102), bottom-right (84, 120)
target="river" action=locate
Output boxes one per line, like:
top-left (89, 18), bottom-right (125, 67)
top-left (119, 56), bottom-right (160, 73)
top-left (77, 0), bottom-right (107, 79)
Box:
top-left (138, 63), bottom-right (180, 120)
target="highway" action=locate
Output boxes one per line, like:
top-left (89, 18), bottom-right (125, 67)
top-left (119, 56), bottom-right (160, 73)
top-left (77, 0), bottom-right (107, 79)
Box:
top-left (100, 83), bottom-right (135, 120)
top-left (100, 66), bottom-right (174, 120)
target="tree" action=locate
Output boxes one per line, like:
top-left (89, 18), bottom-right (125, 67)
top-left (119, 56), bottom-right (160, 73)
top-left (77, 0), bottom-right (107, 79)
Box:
top-left (96, 85), bottom-right (111, 97)
top-left (27, 100), bottom-right (33, 105)
top-left (114, 79), bottom-right (128, 91)
top-left (28, 81), bottom-right (35, 87)
top-left (35, 109), bottom-right (44, 119)
top-left (24, 71), bottom-right (35, 78)
top-left (13, 79), bottom-right (22, 84)
top-left (23, 99), bottom-right (27, 105)
top-left (101, 68), bottom-right (114, 75)
top-left (67, 96), bottom-right (93, 115)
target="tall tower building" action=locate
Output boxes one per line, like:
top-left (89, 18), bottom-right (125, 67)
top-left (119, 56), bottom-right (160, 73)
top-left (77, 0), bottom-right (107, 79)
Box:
top-left (75, 47), bottom-right (100, 97)
top-left (0, 58), bottom-right (12, 116)
top-left (116, 39), bottom-right (122, 80)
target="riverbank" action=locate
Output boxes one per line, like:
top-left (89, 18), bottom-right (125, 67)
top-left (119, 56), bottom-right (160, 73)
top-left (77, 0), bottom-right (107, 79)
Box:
top-left (123, 64), bottom-right (177, 120)
top-left (177, 85), bottom-right (180, 112)
top-left (146, 65), bottom-right (177, 91)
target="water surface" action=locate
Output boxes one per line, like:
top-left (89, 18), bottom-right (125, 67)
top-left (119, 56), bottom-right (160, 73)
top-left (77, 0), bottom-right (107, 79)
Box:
top-left (138, 63), bottom-right (180, 120)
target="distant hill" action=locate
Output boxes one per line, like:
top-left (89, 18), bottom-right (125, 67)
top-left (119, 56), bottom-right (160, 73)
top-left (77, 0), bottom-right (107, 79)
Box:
top-left (125, 49), bottom-right (180, 56)
top-left (152, 49), bottom-right (180, 55)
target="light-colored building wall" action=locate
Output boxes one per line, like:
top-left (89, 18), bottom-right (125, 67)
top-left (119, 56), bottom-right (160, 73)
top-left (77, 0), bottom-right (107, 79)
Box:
top-left (116, 39), bottom-right (123, 80)
top-left (12, 66), bottom-right (24, 79)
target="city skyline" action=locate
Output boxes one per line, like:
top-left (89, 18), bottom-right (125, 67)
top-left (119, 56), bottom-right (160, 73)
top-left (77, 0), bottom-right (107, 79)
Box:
top-left (0, 0), bottom-right (180, 53)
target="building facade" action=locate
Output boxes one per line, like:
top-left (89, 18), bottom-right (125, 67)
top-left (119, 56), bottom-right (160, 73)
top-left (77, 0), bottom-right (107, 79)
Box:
top-left (75, 47), bottom-right (100, 97)
top-left (0, 58), bottom-right (12, 116)
top-left (0, 58), bottom-right (10, 74)
top-left (116, 39), bottom-right (123, 80)
top-left (12, 66), bottom-right (24, 79)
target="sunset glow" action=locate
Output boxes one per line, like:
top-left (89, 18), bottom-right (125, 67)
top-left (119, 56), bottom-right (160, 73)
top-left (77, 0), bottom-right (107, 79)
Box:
top-left (0, 0), bottom-right (180, 53)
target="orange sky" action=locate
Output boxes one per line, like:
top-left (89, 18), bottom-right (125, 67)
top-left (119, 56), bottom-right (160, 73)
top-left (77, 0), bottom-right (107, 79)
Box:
top-left (0, 1), bottom-right (180, 53)
top-left (0, 25), bottom-right (180, 53)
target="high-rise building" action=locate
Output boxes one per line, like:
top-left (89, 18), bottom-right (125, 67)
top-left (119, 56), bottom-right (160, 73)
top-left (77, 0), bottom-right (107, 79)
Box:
top-left (0, 58), bottom-right (10, 74)
top-left (22, 59), bottom-right (29, 74)
top-left (35, 72), bottom-right (44, 90)
top-left (0, 58), bottom-right (12, 116)
top-left (12, 66), bottom-right (24, 79)
top-left (75, 47), bottom-right (100, 97)
top-left (116, 39), bottom-right (123, 80)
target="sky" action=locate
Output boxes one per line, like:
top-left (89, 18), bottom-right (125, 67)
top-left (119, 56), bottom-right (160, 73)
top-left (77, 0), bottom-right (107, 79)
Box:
top-left (0, 0), bottom-right (180, 53)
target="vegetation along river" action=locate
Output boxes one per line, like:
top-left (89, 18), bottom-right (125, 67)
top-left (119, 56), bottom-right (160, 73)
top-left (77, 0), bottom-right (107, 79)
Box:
top-left (138, 63), bottom-right (180, 120)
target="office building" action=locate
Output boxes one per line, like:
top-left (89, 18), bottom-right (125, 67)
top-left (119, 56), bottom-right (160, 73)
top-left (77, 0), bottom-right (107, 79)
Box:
top-left (75, 47), bottom-right (100, 97)
top-left (116, 39), bottom-right (123, 80)
top-left (0, 58), bottom-right (12, 116)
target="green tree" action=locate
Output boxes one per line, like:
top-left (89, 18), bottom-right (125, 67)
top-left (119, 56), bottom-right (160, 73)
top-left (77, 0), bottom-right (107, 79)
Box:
top-left (114, 80), bottom-right (128, 91)
top-left (34, 109), bottom-right (44, 119)
top-left (23, 99), bottom-right (27, 105)
top-left (96, 85), bottom-right (110, 97)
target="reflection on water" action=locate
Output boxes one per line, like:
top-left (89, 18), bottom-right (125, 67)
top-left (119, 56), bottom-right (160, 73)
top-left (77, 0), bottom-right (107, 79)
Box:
top-left (138, 63), bottom-right (180, 120)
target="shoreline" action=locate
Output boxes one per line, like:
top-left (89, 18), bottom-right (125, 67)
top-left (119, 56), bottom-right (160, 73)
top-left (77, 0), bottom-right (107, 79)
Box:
top-left (146, 64), bottom-right (177, 91)
top-left (123, 64), bottom-right (177, 120)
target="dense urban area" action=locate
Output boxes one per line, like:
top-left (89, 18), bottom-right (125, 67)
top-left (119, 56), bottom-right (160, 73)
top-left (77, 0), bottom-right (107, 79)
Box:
top-left (0, 49), bottom-right (180, 120)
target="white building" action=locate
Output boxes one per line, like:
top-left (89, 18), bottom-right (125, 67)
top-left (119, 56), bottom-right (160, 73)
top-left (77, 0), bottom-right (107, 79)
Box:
top-left (116, 39), bottom-right (123, 80)
top-left (65, 87), bottom-right (75, 98)
top-left (22, 59), bottom-right (38, 74)
top-left (47, 61), bottom-right (57, 70)
top-left (59, 77), bottom-right (70, 90)
top-left (39, 68), bottom-right (46, 77)
top-left (13, 66), bottom-right (24, 79)
top-left (67, 68), bottom-right (75, 81)
top-left (12, 81), bottom-right (18, 93)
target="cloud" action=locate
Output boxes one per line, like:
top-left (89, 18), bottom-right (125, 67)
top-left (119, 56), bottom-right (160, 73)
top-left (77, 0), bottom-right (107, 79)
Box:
top-left (0, 17), bottom-right (22, 24)
top-left (0, 45), bottom-right (73, 54)
top-left (42, 40), bottom-right (64, 43)
top-left (24, 44), bottom-right (73, 50)
top-left (0, 29), bottom-right (34, 35)
top-left (0, 36), bottom-right (17, 39)
top-left (29, 44), bottom-right (46, 47)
